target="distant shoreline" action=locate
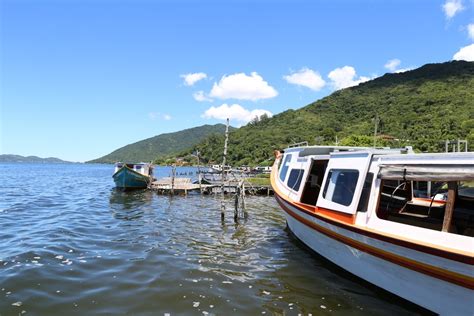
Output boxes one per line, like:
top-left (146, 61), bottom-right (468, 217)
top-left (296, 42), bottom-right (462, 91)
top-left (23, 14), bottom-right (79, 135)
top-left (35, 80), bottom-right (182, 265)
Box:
top-left (0, 154), bottom-right (74, 164)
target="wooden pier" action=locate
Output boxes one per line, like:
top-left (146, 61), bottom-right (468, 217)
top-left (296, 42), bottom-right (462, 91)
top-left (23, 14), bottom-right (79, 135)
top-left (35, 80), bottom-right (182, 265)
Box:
top-left (149, 177), bottom-right (273, 196)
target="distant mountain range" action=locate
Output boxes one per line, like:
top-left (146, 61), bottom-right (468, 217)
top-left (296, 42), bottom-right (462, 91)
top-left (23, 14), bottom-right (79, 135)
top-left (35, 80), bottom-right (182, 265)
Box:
top-left (0, 154), bottom-right (72, 163)
top-left (88, 124), bottom-right (233, 163)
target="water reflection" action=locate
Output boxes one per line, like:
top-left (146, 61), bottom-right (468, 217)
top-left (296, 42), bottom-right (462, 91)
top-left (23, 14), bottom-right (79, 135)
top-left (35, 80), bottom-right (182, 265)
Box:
top-left (109, 188), bottom-right (154, 220)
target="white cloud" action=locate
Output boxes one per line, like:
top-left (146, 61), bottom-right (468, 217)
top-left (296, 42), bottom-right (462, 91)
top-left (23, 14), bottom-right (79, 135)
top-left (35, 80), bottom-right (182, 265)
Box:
top-left (384, 59), bottom-right (401, 72)
top-left (149, 112), bottom-right (172, 121)
top-left (180, 72), bottom-right (207, 86)
top-left (283, 68), bottom-right (326, 91)
top-left (395, 68), bottom-right (414, 73)
top-left (327, 66), bottom-right (371, 90)
top-left (468, 23), bottom-right (474, 41)
top-left (442, 0), bottom-right (464, 19)
top-left (209, 72), bottom-right (278, 101)
top-left (193, 91), bottom-right (213, 102)
top-left (202, 104), bottom-right (273, 123)
top-left (453, 43), bottom-right (474, 61)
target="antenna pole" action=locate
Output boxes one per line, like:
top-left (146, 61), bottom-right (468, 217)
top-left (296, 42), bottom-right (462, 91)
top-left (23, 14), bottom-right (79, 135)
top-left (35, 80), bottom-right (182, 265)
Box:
top-left (373, 114), bottom-right (378, 148)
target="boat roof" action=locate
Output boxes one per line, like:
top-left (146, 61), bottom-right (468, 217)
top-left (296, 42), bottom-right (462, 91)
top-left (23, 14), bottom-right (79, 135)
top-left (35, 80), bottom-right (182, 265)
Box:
top-left (284, 145), bottom-right (473, 163)
top-left (284, 145), bottom-right (413, 157)
top-left (375, 152), bottom-right (474, 164)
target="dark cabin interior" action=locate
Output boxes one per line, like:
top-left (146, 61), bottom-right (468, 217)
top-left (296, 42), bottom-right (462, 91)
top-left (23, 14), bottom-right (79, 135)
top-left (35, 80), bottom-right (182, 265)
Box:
top-left (300, 159), bottom-right (328, 205)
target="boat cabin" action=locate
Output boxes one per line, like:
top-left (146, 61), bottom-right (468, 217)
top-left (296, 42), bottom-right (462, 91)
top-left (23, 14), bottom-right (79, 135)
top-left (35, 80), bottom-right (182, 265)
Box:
top-left (114, 162), bottom-right (153, 177)
top-left (275, 146), bottom-right (474, 245)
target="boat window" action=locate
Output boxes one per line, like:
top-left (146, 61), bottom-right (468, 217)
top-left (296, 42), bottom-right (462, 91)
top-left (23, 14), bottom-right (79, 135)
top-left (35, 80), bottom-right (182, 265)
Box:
top-left (279, 154), bottom-right (292, 182)
top-left (376, 180), bottom-right (474, 237)
top-left (357, 172), bottom-right (374, 212)
top-left (300, 160), bottom-right (328, 205)
top-left (287, 169), bottom-right (304, 192)
top-left (322, 169), bottom-right (359, 207)
top-left (117, 164), bottom-right (123, 168)
top-left (135, 165), bottom-right (142, 170)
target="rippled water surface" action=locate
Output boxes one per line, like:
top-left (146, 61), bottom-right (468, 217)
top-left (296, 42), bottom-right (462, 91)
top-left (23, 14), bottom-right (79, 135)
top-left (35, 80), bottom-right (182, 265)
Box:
top-left (0, 163), bottom-right (423, 315)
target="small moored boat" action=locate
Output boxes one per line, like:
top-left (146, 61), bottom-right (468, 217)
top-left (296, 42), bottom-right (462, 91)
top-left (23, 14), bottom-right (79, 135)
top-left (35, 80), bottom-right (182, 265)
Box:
top-left (113, 162), bottom-right (154, 189)
top-left (271, 145), bottom-right (474, 315)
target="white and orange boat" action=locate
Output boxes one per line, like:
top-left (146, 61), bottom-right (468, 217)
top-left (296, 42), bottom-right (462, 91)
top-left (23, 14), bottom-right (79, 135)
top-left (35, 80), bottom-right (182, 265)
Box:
top-left (271, 145), bottom-right (473, 314)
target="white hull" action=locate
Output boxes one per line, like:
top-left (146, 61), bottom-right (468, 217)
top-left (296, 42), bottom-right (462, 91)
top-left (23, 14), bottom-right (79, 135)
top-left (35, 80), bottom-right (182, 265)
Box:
top-left (278, 196), bottom-right (474, 315)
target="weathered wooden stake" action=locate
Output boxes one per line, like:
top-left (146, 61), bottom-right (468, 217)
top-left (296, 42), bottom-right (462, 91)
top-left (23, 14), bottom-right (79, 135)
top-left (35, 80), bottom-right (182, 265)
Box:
top-left (171, 165), bottom-right (176, 195)
top-left (221, 201), bottom-right (225, 221)
top-left (196, 150), bottom-right (203, 194)
top-left (234, 189), bottom-right (239, 223)
top-left (220, 118), bottom-right (230, 220)
top-left (241, 181), bottom-right (246, 210)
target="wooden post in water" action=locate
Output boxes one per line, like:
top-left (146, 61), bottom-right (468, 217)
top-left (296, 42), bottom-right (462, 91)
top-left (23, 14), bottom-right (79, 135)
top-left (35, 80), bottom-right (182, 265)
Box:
top-left (234, 188), bottom-right (239, 222)
top-left (196, 150), bottom-right (203, 194)
top-left (171, 165), bottom-right (176, 195)
top-left (221, 118), bottom-right (230, 220)
top-left (241, 181), bottom-right (246, 209)
top-left (241, 180), bottom-right (247, 219)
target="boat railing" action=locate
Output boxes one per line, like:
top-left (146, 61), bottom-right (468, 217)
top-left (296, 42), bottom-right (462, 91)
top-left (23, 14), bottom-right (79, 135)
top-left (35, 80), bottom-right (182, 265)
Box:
top-left (288, 141), bottom-right (309, 148)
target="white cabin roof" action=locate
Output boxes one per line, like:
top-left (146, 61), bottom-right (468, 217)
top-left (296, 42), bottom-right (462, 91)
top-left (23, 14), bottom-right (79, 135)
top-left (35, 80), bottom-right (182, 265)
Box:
top-left (284, 145), bottom-right (413, 157)
top-left (374, 152), bottom-right (474, 164)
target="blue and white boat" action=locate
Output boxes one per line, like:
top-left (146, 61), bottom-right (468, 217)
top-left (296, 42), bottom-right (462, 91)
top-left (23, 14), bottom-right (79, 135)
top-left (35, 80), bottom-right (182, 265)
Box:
top-left (113, 163), bottom-right (154, 189)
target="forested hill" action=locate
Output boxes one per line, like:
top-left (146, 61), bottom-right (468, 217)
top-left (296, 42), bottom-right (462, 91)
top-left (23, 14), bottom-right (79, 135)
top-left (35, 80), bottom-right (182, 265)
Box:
top-left (89, 124), bottom-right (232, 163)
top-left (186, 61), bottom-right (474, 166)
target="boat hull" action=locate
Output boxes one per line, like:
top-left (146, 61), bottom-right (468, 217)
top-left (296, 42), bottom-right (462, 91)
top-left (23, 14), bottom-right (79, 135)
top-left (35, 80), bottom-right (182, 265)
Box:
top-left (113, 166), bottom-right (150, 189)
top-left (276, 194), bottom-right (474, 315)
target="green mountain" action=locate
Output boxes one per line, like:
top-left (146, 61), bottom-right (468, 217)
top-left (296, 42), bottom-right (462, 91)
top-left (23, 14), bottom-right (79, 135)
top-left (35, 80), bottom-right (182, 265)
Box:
top-left (185, 61), bottom-right (474, 166)
top-left (0, 154), bottom-right (72, 163)
top-left (88, 124), bottom-right (232, 163)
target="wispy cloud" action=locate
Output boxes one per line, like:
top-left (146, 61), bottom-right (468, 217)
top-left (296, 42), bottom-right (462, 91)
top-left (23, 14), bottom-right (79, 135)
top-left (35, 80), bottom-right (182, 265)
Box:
top-left (209, 72), bottom-right (278, 101)
top-left (148, 112), bottom-right (172, 121)
top-left (283, 68), bottom-right (326, 91)
top-left (442, 0), bottom-right (464, 19)
top-left (384, 59), bottom-right (401, 72)
top-left (193, 90), bottom-right (213, 102)
top-left (467, 23), bottom-right (474, 41)
top-left (180, 72), bottom-right (207, 86)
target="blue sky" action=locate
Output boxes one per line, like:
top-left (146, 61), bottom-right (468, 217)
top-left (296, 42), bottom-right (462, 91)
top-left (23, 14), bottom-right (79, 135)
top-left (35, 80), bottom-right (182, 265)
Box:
top-left (1, 0), bottom-right (473, 162)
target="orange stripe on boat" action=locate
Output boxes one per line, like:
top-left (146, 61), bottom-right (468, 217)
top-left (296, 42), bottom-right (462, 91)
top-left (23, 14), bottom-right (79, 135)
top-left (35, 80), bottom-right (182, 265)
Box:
top-left (295, 202), bottom-right (355, 225)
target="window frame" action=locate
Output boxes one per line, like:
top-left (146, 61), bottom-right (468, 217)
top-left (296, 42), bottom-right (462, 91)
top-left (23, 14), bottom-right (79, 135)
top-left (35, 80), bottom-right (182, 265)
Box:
top-left (322, 169), bottom-right (360, 207)
top-left (279, 154), bottom-right (293, 182)
top-left (287, 168), bottom-right (305, 192)
top-left (316, 152), bottom-right (372, 215)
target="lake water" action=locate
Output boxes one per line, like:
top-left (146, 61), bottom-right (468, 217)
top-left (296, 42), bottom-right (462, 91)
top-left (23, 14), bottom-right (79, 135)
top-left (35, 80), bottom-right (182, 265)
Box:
top-left (0, 163), bottom-right (425, 315)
